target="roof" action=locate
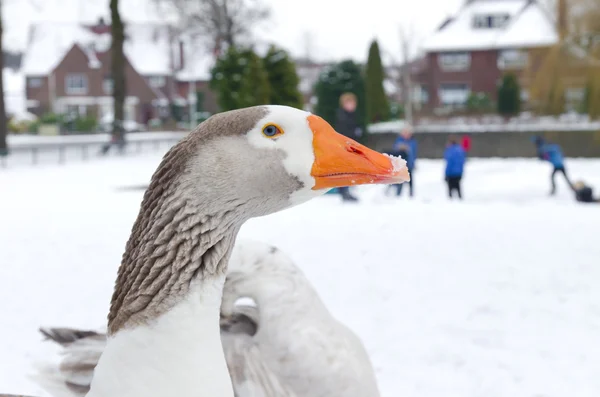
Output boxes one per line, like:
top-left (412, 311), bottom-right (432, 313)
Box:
top-left (21, 22), bottom-right (175, 76)
top-left (422, 0), bottom-right (558, 52)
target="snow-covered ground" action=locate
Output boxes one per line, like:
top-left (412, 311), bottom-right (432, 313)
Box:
top-left (1, 153), bottom-right (600, 397)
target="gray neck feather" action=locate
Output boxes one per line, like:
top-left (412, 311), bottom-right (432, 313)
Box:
top-left (106, 106), bottom-right (287, 335)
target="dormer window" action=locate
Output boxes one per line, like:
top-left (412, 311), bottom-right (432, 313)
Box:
top-left (473, 13), bottom-right (509, 29)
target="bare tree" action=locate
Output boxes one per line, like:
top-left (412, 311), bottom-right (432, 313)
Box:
top-left (110, 0), bottom-right (126, 150)
top-left (158, 0), bottom-right (271, 55)
top-left (399, 24), bottom-right (416, 125)
top-left (0, 0), bottom-right (7, 157)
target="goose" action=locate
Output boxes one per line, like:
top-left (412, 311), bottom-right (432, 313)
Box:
top-left (30, 239), bottom-right (379, 397)
top-left (5, 105), bottom-right (409, 397)
top-left (32, 304), bottom-right (297, 397)
top-left (222, 239), bottom-right (380, 397)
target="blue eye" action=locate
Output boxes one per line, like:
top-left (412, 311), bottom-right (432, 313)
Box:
top-left (262, 124), bottom-right (282, 137)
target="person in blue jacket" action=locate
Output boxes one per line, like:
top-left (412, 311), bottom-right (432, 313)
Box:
top-left (444, 136), bottom-right (466, 199)
top-left (532, 136), bottom-right (573, 195)
top-left (388, 126), bottom-right (417, 197)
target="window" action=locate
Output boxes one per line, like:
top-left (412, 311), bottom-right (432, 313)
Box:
top-left (65, 74), bottom-right (88, 95)
top-left (414, 85), bottom-right (429, 104)
top-left (438, 52), bottom-right (471, 72)
top-left (27, 77), bottom-right (43, 88)
top-left (148, 76), bottom-right (166, 88)
top-left (66, 104), bottom-right (87, 117)
top-left (103, 77), bottom-right (114, 95)
top-left (473, 13), bottom-right (510, 29)
top-left (565, 87), bottom-right (585, 102)
top-left (439, 83), bottom-right (470, 106)
top-left (498, 49), bottom-right (528, 69)
top-left (473, 14), bottom-right (489, 28)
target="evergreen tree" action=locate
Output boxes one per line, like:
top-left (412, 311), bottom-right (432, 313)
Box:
top-left (210, 46), bottom-right (270, 111)
top-left (497, 73), bottom-right (521, 116)
top-left (262, 45), bottom-right (303, 109)
top-left (364, 39), bottom-right (389, 123)
top-left (314, 60), bottom-right (366, 134)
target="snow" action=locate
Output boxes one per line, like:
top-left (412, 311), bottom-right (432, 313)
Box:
top-left (21, 23), bottom-right (99, 76)
top-left (1, 154), bottom-right (600, 397)
top-left (369, 119), bottom-right (408, 134)
top-left (123, 24), bottom-right (174, 76)
top-left (494, 3), bottom-right (558, 49)
top-left (2, 0), bottom-right (178, 52)
top-left (384, 153), bottom-right (408, 173)
top-left (422, 0), bottom-right (557, 52)
top-left (3, 68), bottom-right (26, 116)
top-left (21, 22), bottom-right (175, 77)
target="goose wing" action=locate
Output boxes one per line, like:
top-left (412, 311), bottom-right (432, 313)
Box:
top-left (221, 331), bottom-right (297, 397)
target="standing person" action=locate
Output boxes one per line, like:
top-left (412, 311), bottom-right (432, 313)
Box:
top-left (532, 136), bottom-right (573, 195)
top-left (444, 135), bottom-right (466, 200)
top-left (388, 125), bottom-right (417, 197)
top-left (334, 92), bottom-right (363, 202)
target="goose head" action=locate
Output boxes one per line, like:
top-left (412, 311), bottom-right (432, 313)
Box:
top-left (170, 104), bottom-right (410, 218)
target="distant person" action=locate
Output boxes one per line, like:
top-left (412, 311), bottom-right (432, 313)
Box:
top-left (387, 125), bottom-right (417, 197)
top-left (573, 180), bottom-right (600, 203)
top-left (532, 136), bottom-right (573, 195)
top-left (461, 134), bottom-right (472, 158)
top-left (334, 92), bottom-right (363, 202)
top-left (444, 135), bottom-right (466, 200)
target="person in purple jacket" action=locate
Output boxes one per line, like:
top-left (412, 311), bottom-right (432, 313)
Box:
top-left (444, 135), bottom-right (466, 199)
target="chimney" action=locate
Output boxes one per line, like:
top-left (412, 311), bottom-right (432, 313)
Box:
top-left (558, 0), bottom-right (567, 41)
top-left (179, 39), bottom-right (185, 71)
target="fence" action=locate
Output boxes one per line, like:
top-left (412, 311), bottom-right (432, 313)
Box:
top-left (1, 132), bottom-right (188, 168)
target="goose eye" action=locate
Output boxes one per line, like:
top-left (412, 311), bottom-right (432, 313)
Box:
top-left (262, 124), bottom-right (283, 138)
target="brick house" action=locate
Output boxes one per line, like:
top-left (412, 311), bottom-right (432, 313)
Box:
top-left (22, 19), bottom-right (217, 125)
top-left (411, 0), bottom-right (565, 113)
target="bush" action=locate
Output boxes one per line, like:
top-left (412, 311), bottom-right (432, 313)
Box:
top-left (74, 116), bottom-right (97, 133)
top-left (40, 112), bottom-right (63, 124)
top-left (314, 59), bottom-right (367, 135)
top-left (262, 45), bottom-right (303, 108)
top-left (8, 118), bottom-right (32, 134)
top-left (466, 92), bottom-right (494, 113)
top-left (497, 73), bottom-right (521, 116)
top-left (210, 46), bottom-right (270, 111)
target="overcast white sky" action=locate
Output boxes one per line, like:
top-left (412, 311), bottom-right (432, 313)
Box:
top-left (4, 0), bottom-right (465, 63)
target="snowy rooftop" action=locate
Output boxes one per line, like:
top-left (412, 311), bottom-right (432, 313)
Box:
top-left (21, 22), bottom-right (176, 76)
top-left (422, 0), bottom-right (558, 52)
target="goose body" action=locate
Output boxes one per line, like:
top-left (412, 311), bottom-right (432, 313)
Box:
top-left (7, 105), bottom-right (409, 397)
top-left (31, 240), bottom-right (378, 396)
top-left (32, 305), bottom-right (296, 397)
top-left (223, 240), bottom-right (380, 397)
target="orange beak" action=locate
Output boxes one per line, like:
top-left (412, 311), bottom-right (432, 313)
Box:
top-left (307, 114), bottom-right (411, 191)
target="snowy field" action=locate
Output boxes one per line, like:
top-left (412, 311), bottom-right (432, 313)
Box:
top-left (1, 152), bottom-right (600, 397)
